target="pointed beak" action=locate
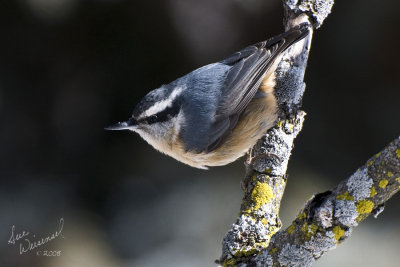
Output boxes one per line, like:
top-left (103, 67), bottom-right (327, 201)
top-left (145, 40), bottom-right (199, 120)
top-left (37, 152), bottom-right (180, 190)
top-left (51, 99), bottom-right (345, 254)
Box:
top-left (105, 118), bottom-right (137, 131)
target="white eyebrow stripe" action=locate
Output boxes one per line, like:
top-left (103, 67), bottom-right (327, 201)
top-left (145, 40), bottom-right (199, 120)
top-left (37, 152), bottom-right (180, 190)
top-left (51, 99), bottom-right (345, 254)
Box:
top-left (139, 87), bottom-right (183, 118)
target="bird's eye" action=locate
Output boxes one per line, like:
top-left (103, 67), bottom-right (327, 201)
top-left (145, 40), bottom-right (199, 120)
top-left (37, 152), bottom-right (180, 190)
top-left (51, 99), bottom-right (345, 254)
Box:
top-left (147, 115), bottom-right (158, 124)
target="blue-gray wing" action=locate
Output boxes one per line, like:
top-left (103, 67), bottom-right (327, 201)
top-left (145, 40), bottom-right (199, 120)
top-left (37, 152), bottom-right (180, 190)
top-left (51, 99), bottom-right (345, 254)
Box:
top-left (206, 23), bottom-right (310, 152)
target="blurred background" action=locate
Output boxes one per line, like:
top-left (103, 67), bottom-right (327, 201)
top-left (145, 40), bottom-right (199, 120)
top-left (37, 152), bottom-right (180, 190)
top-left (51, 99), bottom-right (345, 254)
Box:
top-left (0, 0), bottom-right (399, 266)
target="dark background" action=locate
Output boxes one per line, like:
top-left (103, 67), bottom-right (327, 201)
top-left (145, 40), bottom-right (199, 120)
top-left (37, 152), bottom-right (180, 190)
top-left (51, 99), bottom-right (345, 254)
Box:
top-left (1, 0), bottom-right (399, 266)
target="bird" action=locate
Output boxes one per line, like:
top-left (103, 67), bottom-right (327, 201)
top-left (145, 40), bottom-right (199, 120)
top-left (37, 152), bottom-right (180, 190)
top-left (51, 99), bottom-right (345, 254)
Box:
top-left (106, 23), bottom-right (310, 169)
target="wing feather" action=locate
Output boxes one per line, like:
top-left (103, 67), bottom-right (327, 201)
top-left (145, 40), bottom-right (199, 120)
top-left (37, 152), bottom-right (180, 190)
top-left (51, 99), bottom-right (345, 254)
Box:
top-left (205, 23), bottom-right (310, 152)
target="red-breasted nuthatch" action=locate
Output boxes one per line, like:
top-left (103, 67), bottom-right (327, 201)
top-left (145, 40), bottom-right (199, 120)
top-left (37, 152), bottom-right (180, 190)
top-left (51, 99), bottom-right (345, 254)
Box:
top-left (106, 23), bottom-right (310, 169)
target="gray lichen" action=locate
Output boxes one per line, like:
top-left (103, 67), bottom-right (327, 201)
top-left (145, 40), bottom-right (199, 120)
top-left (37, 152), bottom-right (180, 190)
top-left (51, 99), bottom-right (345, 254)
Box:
top-left (254, 252), bottom-right (274, 267)
top-left (346, 168), bottom-right (373, 201)
top-left (285, 0), bottom-right (334, 28)
top-left (251, 112), bottom-right (306, 176)
top-left (303, 232), bottom-right (337, 258)
top-left (278, 244), bottom-right (314, 267)
top-left (275, 38), bottom-right (311, 114)
top-left (334, 200), bottom-right (358, 227)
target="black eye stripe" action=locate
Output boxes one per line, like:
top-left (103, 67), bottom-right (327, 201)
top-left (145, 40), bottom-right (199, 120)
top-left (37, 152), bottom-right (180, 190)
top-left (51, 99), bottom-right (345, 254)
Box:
top-left (142, 102), bottom-right (180, 124)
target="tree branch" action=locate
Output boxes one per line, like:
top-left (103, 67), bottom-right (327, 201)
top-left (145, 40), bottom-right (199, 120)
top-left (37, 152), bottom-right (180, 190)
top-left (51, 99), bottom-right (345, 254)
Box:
top-left (215, 0), bottom-right (399, 266)
top-left (246, 137), bottom-right (400, 266)
top-left (219, 111), bottom-right (307, 266)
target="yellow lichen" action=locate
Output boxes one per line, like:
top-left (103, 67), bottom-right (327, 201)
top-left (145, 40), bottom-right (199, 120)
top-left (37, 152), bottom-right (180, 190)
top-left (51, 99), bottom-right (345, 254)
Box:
top-left (375, 152), bottom-right (381, 158)
top-left (301, 222), bottom-right (308, 236)
top-left (301, 222), bottom-right (318, 241)
top-left (233, 248), bottom-right (258, 258)
top-left (396, 149), bottom-right (400, 158)
top-left (287, 224), bottom-right (295, 234)
top-left (297, 211), bottom-right (306, 220)
top-left (396, 178), bottom-right (400, 183)
top-left (379, 179), bottom-right (388, 189)
top-left (223, 258), bottom-right (236, 267)
top-left (356, 200), bottom-right (374, 214)
top-left (256, 242), bottom-right (268, 248)
top-left (268, 225), bottom-right (280, 237)
top-left (251, 182), bottom-right (275, 210)
top-left (261, 218), bottom-right (268, 225)
top-left (387, 171), bottom-right (394, 177)
top-left (286, 123), bottom-right (294, 131)
top-left (370, 186), bottom-right (377, 197)
top-left (242, 181), bottom-right (275, 214)
top-left (366, 160), bottom-right (374, 167)
top-left (277, 120), bottom-right (283, 128)
top-left (336, 191), bottom-right (354, 201)
top-left (309, 224), bottom-right (318, 236)
top-left (271, 248), bottom-right (278, 254)
top-left (332, 226), bottom-right (345, 242)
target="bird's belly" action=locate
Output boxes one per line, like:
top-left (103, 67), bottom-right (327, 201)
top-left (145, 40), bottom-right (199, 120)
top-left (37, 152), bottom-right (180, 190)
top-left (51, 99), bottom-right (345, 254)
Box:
top-left (203, 94), bottom-right (277, 166)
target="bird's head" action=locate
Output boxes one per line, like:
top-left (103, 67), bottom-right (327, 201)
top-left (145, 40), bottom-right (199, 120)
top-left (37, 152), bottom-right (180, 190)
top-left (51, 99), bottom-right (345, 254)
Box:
top-left (106, 85), bottom-right (184, 142)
